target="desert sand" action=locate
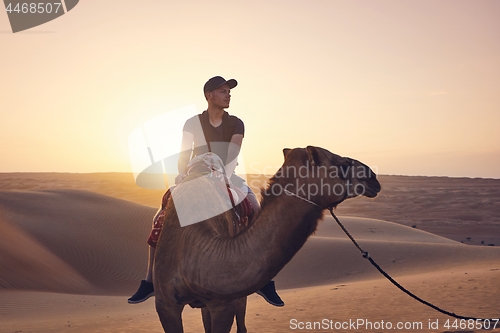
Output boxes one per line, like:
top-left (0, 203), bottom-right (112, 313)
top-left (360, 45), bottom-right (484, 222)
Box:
top-left (0, 173), bottom-right (499, 333)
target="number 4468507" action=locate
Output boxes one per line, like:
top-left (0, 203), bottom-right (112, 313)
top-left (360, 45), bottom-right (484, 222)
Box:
top-left (5, 2), bottom-right (62, 14)
top-left (444, 318), bottom-right (499, 330)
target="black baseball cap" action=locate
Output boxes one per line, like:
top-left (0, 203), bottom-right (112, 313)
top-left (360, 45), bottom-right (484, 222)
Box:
top-left (203, 76), bottom-right (238, 94)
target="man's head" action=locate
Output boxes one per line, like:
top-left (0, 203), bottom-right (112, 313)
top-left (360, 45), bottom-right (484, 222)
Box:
top-left (204, 76), bottom-right (237, 109)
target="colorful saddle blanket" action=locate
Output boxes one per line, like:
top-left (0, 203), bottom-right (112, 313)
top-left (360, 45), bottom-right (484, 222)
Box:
top-left (147, 153), bottom-right (253, 247)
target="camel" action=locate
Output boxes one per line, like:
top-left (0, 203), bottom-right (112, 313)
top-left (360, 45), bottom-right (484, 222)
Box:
top-left (153, 146), bottom-right (381, 333)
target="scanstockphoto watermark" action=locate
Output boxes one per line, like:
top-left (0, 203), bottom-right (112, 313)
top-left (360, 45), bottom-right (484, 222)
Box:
top-left (256, 161), bottom-right (378, 200)
top-left (128, 105), bottom-right (252, 227)
top-left (264, 178), bottom-right (367, 200)
top-left (250, 160), bottom-right (378, 180)
top-left (275, 161), bottom-right (375, 180)
top-left (289, 318), bottom-right (500, 331)
top-left (290, 318), bottom-right (424, 331)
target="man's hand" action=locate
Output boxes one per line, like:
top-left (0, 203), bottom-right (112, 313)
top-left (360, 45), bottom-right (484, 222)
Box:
top-left (175, 174), bottom-right (186, 185)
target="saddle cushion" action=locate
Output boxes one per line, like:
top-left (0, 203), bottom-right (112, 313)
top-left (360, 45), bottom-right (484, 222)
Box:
top-left (147, 188), bottom-right (172, 247)
top-left (147, 180), bottom-right (254, 247)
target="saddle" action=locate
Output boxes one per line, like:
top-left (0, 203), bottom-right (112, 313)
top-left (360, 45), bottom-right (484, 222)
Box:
top-left (184, 153), bottom-right (254, 228)
top-left (147, 153), bottom-right (253, 247)
top-left (167, 152), bottom-right (253, 226)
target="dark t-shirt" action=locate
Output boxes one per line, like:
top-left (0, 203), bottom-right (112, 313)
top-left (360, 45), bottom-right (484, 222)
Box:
top-left (183, 112), bottom-right (244, 165)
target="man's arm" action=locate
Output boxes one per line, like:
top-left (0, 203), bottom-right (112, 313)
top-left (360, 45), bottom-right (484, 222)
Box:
top-left (178, 131), bottom-right (194, 176)
top-left (225, 134), bottom-right (243, 178)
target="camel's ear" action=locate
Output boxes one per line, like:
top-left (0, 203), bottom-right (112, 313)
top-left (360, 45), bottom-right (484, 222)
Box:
top-left (306, 146), bottom-right (320, 167)
top-left (283, 148), bottom-right (291, 160)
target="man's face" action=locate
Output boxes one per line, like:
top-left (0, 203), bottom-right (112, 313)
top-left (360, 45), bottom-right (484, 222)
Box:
top-left (207, 83), bottom-right (231, 109)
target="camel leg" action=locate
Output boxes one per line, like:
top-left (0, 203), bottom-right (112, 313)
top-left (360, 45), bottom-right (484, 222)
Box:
top-left (235, 297), bottom-right (247, 333)
top-left (206, 301), bottom-right (239, 333)
top-left (201, 306), bottom-right (212, 333)
top-left (202, 298), bottom-right (246, 333)
top-left (155, 300), bottom-right (184, 333)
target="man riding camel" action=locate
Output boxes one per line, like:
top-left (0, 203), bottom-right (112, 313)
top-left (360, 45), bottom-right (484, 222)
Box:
top-left (128, 76), bottom-right (284, 307)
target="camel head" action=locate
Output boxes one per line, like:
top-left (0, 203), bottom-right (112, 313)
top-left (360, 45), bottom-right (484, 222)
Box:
top-left (276, 146), bottom-right (381, 208)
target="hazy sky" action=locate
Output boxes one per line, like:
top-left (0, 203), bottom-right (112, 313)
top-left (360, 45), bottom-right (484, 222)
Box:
top-left (1, 0), bottom-right (499, 178)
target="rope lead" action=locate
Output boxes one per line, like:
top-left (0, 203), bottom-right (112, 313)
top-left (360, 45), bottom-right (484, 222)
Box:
top-left (327, 207), bottom-right (497, 322)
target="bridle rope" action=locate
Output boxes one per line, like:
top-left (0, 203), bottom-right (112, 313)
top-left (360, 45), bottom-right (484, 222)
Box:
top-left (283, 187), bottom-right (497, 322)
top-left (283, 188), bottom-right (323, 208)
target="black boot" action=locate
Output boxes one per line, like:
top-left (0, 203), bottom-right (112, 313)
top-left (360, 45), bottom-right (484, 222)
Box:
top-left (256, 280), bottom-right (284, 307)
top-left (128, 280), bottom-right (154, 304)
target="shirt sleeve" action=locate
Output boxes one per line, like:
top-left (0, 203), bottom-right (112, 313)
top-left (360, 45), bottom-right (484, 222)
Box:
top-left (234, 118), bottom-right (244, 137)
top-left (182, 115), bottom-right (198, 134)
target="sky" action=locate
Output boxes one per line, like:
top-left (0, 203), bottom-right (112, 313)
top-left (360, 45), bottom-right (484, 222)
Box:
top-left (1, 0), bottom-right (499, 178)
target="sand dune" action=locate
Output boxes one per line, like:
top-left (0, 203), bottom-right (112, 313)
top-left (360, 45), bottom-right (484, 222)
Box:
top-left (276, 217), bottom-right (500, 289)
top-left (0, 215), bottom-right (91, 293)
top-left (0, 180), bottom-right (499, 333)
top-left (0, 189), bottom-right (156, 295)
top-left (2, 189), bottom-right (497, 294)
top-left (334, 175), bottom-right (500, 246)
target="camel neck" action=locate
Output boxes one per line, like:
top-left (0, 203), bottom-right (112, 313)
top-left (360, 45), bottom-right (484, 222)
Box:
top-left (179, 178), bottom-right (325, 299)
top-left (238, 189), bottom-right (325, 280)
